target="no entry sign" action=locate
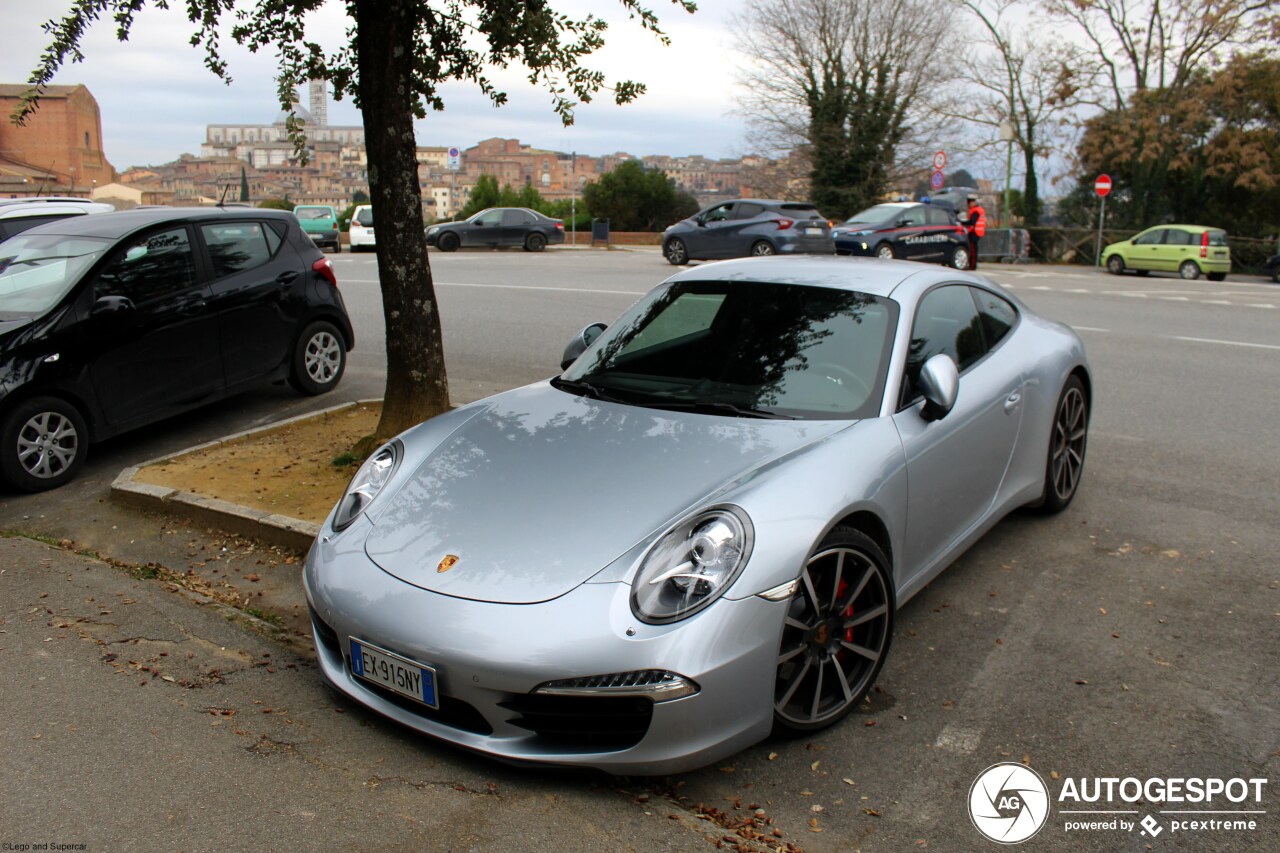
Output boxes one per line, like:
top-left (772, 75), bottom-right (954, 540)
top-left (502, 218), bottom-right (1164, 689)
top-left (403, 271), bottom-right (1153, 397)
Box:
top-left (1095, 174), bottom-right (1112, 197)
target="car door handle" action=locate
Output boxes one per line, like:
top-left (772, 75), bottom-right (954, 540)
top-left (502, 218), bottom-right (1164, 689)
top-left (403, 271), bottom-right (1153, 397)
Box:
top-left (276, 271), bottom-right (300, 288)
top-left (1004, 390), bottom-right (1022, 413)
top-left (180, 300), bottom-right (207, 316)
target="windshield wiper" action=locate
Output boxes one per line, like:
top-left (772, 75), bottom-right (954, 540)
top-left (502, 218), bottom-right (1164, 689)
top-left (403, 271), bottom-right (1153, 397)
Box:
top-left (550, 376), bottom-right (627, 404)
top-left (634, 400), bottom-right (797, 420)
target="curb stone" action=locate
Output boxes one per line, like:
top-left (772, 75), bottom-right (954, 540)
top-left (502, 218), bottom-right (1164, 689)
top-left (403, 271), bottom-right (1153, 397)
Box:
top-left (109, 399), bottom-right (382, 552)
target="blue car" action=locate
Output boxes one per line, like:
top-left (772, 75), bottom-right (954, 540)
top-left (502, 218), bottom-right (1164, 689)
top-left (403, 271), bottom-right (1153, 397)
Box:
top-left (663, 199), bottom-right (834, 264)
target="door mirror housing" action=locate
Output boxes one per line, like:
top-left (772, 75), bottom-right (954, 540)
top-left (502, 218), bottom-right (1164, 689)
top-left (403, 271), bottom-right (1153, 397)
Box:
top-left (918, 353), bottom-right (959, 421)
top-left (560, 322), bottom-right (607, 371)
top-left (91, 295), bottom-right (136, 317)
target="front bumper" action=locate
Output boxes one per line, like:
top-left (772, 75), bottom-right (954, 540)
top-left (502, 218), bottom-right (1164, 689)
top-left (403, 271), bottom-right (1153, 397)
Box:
top-left (302, 525), bottom-right (784, 775)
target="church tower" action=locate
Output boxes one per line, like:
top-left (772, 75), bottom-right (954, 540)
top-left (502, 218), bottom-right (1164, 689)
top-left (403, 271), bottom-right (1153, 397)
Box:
top-left (308, 79), bottom-right (328, 127)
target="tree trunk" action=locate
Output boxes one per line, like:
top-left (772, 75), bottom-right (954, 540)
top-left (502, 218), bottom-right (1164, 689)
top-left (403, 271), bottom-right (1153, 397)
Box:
top-left (1022, 132), bottom-right (1040, 226)
top-left (353, 0), bottom-right (451, 443)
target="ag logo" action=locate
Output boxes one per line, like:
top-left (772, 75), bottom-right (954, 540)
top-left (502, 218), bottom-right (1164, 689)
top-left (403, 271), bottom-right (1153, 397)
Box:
top-left (968, 762), bottom-right (1050, 844)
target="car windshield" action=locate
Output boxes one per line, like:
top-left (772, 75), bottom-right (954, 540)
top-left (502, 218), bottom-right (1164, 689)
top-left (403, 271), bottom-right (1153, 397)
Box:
top-left (845, 205), bottom-right (904, 225)
top-left (0, 234), bottom-right (112, 319)
top-left (296, 208), bottom-right (332, 220)
top-left (560, 280), bottom-right (897, 420)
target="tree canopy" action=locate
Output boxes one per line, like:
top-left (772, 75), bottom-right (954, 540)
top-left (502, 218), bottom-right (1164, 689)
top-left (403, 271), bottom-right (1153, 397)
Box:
top-left (581, 160), bottom-right (700, 231)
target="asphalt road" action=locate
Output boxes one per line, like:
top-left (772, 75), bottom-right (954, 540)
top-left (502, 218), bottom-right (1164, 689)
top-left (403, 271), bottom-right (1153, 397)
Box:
top-left (1, 249), bottom-right (1277, 851)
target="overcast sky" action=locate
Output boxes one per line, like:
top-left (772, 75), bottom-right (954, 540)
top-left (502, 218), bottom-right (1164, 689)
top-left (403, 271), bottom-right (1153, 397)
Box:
top-left (0, 1), bottom-right (751, 171)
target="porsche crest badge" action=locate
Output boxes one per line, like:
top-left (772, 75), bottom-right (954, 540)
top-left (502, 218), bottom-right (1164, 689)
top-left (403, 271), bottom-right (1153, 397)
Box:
top-left (437, 554), bottom-right (460, 573)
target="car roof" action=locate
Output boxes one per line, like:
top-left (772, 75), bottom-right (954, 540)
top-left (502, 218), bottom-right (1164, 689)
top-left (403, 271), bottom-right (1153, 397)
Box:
top-left (660, 255), bottom-right (994, 300)
top-left (0, 198), bottom-right (116, 219)
top-left (17, 206), bottom-right (296, 240)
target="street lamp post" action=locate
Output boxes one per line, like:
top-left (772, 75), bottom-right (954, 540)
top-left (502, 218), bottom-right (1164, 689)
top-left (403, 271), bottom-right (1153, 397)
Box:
top-left (999, 119), bottom-right (1014, 261)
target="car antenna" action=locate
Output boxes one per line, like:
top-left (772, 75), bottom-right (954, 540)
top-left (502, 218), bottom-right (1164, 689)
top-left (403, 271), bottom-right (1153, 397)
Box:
top-left (217, 183), bottom-right (230, 207)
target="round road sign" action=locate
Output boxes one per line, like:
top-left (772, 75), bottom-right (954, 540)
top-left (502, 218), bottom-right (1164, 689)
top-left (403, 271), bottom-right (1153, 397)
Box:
top-left (932, 151), bottom-right (947, 171)
top-left (1095, 174), bottom-right (1112, 197)
top-left (930, 170), bottom-right (945, 190)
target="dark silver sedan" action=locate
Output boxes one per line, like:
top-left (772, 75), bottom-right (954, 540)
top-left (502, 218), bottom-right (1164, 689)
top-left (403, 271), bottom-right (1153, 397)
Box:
top-left (662, 199), bottom-right (835, 264)
top-left (305, 257), bottom-right (1090, 774)
top-left (426, 207), bottom-right (565, 252)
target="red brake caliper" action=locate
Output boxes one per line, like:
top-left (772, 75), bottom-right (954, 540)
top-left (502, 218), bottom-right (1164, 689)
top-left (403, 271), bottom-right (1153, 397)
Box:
top-left (836, 577), bottom-right (855, 643)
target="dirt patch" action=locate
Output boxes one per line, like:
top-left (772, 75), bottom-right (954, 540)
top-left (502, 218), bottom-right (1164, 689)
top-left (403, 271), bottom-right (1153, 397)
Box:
top-left (136, 402), bottom-right (381, 524)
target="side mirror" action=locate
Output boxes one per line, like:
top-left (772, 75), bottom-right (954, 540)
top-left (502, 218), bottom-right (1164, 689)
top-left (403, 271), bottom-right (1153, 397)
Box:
top-left (560, 322), bottom-right (607, 371)
top-left (695, 216), bottom-right (706, 227)
top-left (918, 353), bottom-right (959, 421)
top-left (91, 295), bottom-right (136, 317)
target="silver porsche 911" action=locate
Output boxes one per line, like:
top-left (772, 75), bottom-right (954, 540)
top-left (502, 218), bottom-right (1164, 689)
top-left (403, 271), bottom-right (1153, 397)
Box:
top-left (304, 256), bottom-right (1090, 774)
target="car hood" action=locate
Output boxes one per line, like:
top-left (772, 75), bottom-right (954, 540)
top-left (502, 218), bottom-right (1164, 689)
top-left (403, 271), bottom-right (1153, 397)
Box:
top-left (364, 382), bottom-right (849, 604)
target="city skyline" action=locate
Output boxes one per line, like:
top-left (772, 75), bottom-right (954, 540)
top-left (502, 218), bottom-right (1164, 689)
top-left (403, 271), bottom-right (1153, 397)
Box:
top-left (0, 1), bottom-right (751, 172)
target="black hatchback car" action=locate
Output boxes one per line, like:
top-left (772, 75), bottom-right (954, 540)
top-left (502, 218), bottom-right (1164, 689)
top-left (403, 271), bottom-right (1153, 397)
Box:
top-left (0, 207), bottom-right (354, 491)
top-left (833, 201), bottom-right (969, 269)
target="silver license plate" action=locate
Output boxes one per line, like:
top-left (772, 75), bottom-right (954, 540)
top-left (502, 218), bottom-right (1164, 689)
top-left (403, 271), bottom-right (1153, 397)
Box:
top-left (805, 227), bottom-right (822, 236)
top-left (350, 638), bottom-right (438, 708)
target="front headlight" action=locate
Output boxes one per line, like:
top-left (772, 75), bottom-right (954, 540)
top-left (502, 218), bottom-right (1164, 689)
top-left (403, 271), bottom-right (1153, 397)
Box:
top-left (631, 506), bottom-right (754, 624)
top-left (427, 225), bottom-right (439, 235)
top-left (332, 441), bottom-right (401, 531)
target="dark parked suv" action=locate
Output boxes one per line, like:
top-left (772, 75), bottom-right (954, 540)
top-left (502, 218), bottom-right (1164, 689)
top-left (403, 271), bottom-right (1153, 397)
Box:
top-left (663, 199), bottom-right (834, 264)
top-left (0, 207), bottom-right (354, 491)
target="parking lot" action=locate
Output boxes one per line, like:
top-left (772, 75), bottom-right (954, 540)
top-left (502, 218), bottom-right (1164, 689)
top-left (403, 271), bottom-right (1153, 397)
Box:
top-left (1, 249), bottom-right (1277, 851)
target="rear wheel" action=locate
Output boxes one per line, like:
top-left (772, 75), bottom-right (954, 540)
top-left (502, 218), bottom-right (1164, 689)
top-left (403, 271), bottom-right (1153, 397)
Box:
top-left (524, 232), bottom-right (547, 252)
top-left (0, 396), bottom-right (88, 492)
top-left (751, 240), bottom-right (776, 256)
top-left (290, 321), bottom-right (347, 396)
top-left (774, 527), bottom-right (893, 733)
top-left (437, 232), bottom-right (460, 252)
top-left (875, 243), bottom-right (896, 260)
top-left (1038, 375), bottom-right (1089, 513)
top-left (949, 245), bottom-right (970, 270)
top-left (1179, 260), bottom-right (1201, 280)
top-left (1105, 254), bottom-right (1125, 275)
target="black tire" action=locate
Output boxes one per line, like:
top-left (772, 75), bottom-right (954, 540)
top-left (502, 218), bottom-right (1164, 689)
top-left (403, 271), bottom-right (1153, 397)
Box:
top-left (1179, 260), bottom-right (1201, 281)
top-left (664, 238), bottom-right (689, 265)
top-left (949, 245), bottom-right (970, 270)
top-left (774, 526), bottom-right (893, 733)
top-left (875, 243), bottom-right (896, 260)
top-left (1037, 375), bottom-right (1089, 513)
top-left (1207, 272), bottom-right (1226, 282)
top-left (1105, 254), bottom-right (1125, 275)
top-left (290, 321), bottom-right (347, 396)
top-left (524, 232), bottom-right (547, 252)
top-left (751, 241), bottom-right (776, 257)
top-left (0, 396), bottom-right (88, 492)
top-left (437, 232), bottom-right (460, 252)
top-left (1272, 268), bottom-right (1280, 284)
top-left (331, 241), bottom-right (341, 254)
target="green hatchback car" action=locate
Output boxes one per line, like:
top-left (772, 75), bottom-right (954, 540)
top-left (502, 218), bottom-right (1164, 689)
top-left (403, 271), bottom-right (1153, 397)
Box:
top-left (1102, 225), bottom-right (1230, 281)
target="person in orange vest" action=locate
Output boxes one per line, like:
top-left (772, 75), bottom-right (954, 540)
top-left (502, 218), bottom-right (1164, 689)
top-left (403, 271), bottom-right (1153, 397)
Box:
top-left (961, 194), bottom-right (986, 270)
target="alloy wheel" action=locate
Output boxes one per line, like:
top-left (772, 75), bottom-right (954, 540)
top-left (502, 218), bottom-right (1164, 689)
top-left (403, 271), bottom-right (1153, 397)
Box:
top-left (305, 331), bottom-right (342, 385)
top-left (775, 546), bottom-right (890, 727)
top-left (752, 241), bottom-right (776, 256)
top-left (16, 411), bottom-right (79, 481)
top-left (1051, 386), bottom-right (1087, 501)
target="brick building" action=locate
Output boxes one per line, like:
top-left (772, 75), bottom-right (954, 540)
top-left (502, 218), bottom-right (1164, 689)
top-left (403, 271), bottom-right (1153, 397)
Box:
top-left (0, 83), bottom-right (116, 196)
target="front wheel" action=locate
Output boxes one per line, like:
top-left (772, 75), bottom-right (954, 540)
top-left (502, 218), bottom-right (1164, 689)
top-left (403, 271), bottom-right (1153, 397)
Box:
top-left (751, 240), bottom-right (776, 256)
top-left (1179, 260), bottom-right (1201, 280)
top-left (875, 243), bottom-right (896, 260)
top-left (524, 232), bottom-right (547, 252)
top-left (949, 245), bottom-right (970, 270)
top-left (664, 238), bottom-right (689, 265)
top-left (1105, 254), bottom-right (1125, 275)
top-left (774, 527), bottom-right (893, 733)
top-left (1038, 375), bottom-right (1089, 513)
top-left (0, 396), bottom-right (88, 492)
top-left (290, 321), bottom-right (347, 396)
top-left (437, 232), bottom-right (460, 252)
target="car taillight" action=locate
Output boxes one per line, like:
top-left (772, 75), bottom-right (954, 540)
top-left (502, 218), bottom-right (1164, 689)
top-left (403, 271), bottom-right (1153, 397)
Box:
top-left (313, 257), bottom-right (337, 287)
top-left (775, 218), bottom-right (794, 230)
top-left (1200, 231), bottom-right (1208, 258)
top-left (555, 222), bottom-right (565, 231)
top-left (827, 220), bottom-right (834, 228)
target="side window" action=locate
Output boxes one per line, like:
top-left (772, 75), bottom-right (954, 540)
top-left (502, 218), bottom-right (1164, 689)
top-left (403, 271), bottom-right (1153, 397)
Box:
top-left (925, 207), bottom-right (951, 225)
top-left (473, 211), bottom-right (502, 226)
top-left (201, 222), bottom-right (274, 279)
top-left (902, 207), bottom-right (927, 226)
top-left (703, 203), bottom-right (733, 223)
top-left (1165, 229), bottom-right (1192, 246)
top-left (94, 228), bottom-right (197, 305)
top-left (972, 287), bottom-right (1017, 348)
top-left (502, 209), bottom-right (534, 226)
top-left (1133, 229), bottom-right (1164, 245)
top-left (902, 285), bottom-right (985, 404)
top-left (354, 208), bottom-right (374, 227)
top-left (733, 202), bottom-right (765, 219)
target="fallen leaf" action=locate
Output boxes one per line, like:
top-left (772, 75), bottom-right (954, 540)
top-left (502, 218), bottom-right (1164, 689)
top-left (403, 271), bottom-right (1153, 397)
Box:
top-left (1050, 771), bottom-right (1061, 780)
top-left (1075, 679), bottom-right (1089, 685)
top-left (842, 778), bottom-right (856, 786)
top-left (767, 752), bottom-right (778, 761)
top-left (810, 760), bottom-right (821, 771)
top-left (1099, 607), bottom-right (1108, 615)
top-left (864, 808), bottom-right (881, 817)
